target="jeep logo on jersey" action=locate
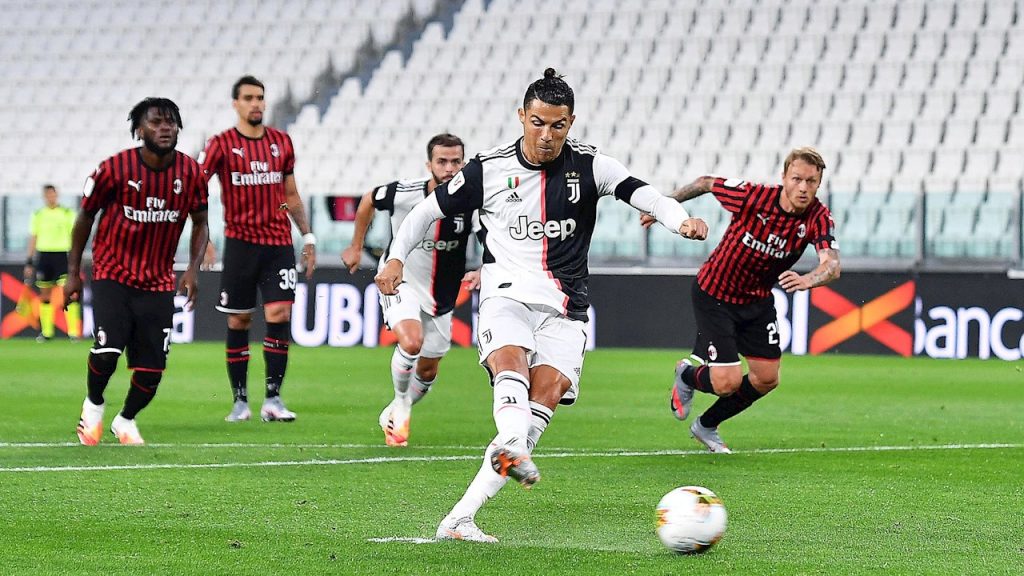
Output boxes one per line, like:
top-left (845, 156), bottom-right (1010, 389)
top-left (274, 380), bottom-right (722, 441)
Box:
top-left (417, 239), bottom-right (461, 252)
top-left (566, 172), bottom-right (581, 203)
top-left (509, 215), bottom-right (577, 241)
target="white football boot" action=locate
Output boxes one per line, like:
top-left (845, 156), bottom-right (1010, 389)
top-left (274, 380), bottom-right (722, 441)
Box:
top-left (260, 396), bottom-right (296, 422)
top-left (225, 400), bottom-right (251, 422)
top-left (76, 398), bottom-right (105, 446)
top-left (690, 420), bottom-right (732, 454)
top-left (435, 516), bottom-right (498, 543)
top-left (110, 414), bottom-right (145, 445)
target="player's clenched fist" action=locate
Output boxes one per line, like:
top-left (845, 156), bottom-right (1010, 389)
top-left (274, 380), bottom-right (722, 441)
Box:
top-left (374, 259), bottom-right (405, 295)
top-left (679, 218), bottom-right (708, 240)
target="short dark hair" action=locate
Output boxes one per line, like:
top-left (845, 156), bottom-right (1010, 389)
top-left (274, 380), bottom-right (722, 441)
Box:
top-left (42, 184), bottom-right (56, 192)
top-left (233, 75), bottom-right (265, 99)
top-left (426, 133), bottom-right (465, 160)
top-left (128, 97), bottom-right (182, 137)
top-left (523, 68), bottom-right (574, 114)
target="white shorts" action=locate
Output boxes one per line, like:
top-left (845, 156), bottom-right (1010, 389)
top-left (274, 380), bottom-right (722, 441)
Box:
top-left (380, 291), bottom-right (453, 359)
top-left (476, 296), bottom-right (588, 405)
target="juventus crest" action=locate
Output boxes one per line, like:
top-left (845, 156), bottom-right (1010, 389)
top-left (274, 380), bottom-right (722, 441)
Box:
top-left (566, 171), bottom-right (581, 203)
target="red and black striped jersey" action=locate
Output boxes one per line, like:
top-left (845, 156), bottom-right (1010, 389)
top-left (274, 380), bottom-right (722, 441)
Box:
top-left (81, 148), bottom-right (208, 291)
top-left (698, 177), bottom-right (836, 304)
top-left (199, 127), bottom-right (296, 246)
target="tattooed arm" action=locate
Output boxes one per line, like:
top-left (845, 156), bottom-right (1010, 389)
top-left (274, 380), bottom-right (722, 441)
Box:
top-left (639, 176), bottom-right (716, 228)
top-left (778, 248), bottom-right (841, 292)
top-left (667, 176), bottom-right (716, 202)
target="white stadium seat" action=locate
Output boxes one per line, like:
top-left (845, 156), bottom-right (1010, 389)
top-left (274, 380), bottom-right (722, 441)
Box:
top-left (1, 0), bottom-right (1021, 260)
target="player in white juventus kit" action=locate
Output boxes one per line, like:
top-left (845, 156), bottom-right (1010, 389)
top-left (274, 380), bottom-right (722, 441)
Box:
top-left (342, 134), bottom-right (479, 446)
top-left (375, 69), bottom-right (708, 542)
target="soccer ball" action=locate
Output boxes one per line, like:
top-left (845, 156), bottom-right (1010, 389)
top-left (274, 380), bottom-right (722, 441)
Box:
top-left (655, 486), bottom-right (727, 554)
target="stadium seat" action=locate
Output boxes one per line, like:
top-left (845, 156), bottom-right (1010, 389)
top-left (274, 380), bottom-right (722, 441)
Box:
top-left (860, 91), bottom-right (893, 121)
top-left (943, 118), bottom-right (976, 148)
top-left (879, 120), bottom-right (912, 147)
top-left (0, 0), bottom-right (1020, 266)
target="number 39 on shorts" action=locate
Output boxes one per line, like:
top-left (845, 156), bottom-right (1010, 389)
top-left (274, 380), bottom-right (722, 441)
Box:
top-left (278, 267), bottom-right (298, 290)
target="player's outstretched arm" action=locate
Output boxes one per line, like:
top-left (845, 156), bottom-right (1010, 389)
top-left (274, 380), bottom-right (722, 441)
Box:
top-left (64, 210), bottom-right (96, 309)
top-left (341, 190), bottom-right (375, 274)
top-left (778, 247), bottom-right (841, 292)
top-left (179, 209), bottom-right (210, 310)
top-left (669, 176), bottom-right (716, 202)
top-left (639, 176), bottom-right (716, 229)
top-left (283, 174), bottom-right (316, 279)
top-left (628, 186), bottom-right (707, 240)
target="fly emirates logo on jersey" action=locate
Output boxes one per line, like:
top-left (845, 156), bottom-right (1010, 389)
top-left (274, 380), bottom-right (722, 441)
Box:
top-left (741, 231), bottom-right (792, 259)
top-left (231, 160), bottom-right (283, 187)
top-left (122, 196), bottom-right (181, 223)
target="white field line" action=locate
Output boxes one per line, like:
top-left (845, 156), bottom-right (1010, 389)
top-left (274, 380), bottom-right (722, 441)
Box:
top-left (366, 537), bottom-right (438, 544)
top-left (0, 442), bottom-right (1019, 474)
top-left (0, 442), bottom-right (484, 450)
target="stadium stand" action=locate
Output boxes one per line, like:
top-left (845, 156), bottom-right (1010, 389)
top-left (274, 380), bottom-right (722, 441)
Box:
top-left (0, 0), bottom-right (1021, 267)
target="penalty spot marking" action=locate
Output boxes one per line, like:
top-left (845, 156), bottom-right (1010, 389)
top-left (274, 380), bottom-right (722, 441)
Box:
top-left (0, 442), bottom-right (1019, 474)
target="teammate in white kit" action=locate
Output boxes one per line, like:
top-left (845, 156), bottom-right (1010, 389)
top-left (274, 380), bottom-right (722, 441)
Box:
top-left (375, 69), bottom-right (708, 542)
top-left (342, 134), bottom-right (479, 446)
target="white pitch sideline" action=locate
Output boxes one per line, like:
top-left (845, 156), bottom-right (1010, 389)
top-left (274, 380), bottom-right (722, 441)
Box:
top-left (0, 442), bottom-right (483, 450)
top-left (0, 442), bottom-right (1019, 474)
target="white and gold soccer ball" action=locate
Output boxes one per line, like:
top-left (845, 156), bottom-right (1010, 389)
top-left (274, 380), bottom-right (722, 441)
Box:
top-left (655, 486), bottom-right (728, 554)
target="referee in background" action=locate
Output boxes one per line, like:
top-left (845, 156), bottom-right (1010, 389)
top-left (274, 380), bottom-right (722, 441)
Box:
top-left (24, 184), bottom-right (80, 341)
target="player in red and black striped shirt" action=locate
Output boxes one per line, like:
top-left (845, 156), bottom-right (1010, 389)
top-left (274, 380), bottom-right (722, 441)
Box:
top-left (199, 76), bottom-right (315, 423)
top-left (66, 97), bottom-right (210, 446)
top-left (649, 147), bottom-right (841, 453)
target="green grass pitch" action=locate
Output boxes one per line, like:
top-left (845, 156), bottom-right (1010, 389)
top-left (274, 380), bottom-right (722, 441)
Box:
top-left (2, 340), bottom-right (1022, 575)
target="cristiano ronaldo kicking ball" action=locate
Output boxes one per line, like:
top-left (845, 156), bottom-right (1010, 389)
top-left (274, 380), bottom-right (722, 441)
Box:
top-left (655, 486), bottom-right (727, 554)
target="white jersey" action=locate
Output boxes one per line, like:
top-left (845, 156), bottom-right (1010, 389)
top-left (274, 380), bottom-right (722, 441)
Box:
top-left (388, 137), bottom-right (691, 321)
top-left (374, 178), bottom-right (474, 315)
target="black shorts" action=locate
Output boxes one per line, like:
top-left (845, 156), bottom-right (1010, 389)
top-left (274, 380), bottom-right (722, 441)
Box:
top-left (34, 252), bottom-right (68, 286)
top-left (90, 280), bottom-right (175, 371)
top-left (217, 237), bottom-right (297, 314)
top-left (690, 282), bottom-right (781, 366)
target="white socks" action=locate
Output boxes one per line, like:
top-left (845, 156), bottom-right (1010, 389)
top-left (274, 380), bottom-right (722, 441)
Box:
top-left (448, 440), bottom-right (509, 520)
top-left (390, 346), bottom-right (418, 404)
top-left (526, 401), bottom-right (552, 452)
top-left (447, 400), bottom-right (555, 521)
top-left (491, 371), bottom-right (531, 450)
top-left (409, 374), bottom-right (434, 405)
